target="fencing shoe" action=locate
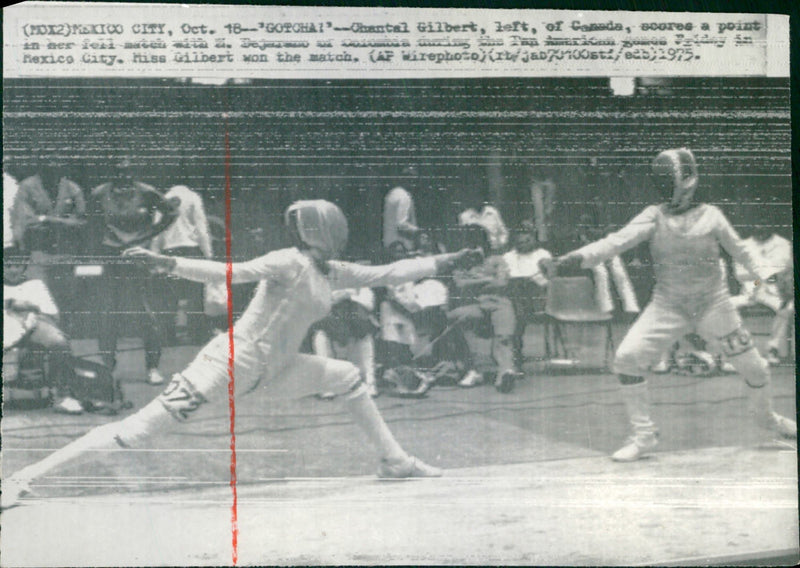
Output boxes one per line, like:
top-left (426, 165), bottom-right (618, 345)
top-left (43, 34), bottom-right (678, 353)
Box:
top-left (378, 455), bottom-right (443, 478)
top-left (748, 384), bottom-right (797, 439)
top-left (756, 411), bottom-right (797, 439)
top-left (612, 432), bottom-right (659, 462)
top-left (1, 477), bottom-right (32, 510)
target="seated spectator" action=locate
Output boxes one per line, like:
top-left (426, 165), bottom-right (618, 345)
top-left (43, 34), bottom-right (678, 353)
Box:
top-left (730, 227), bottom-right (793, 364)
top-left (379, 241), bottom-right (479, 392)
top-left (406, 277), bottom-right (481, 389)
top-left (3, 247), bottom-right (83, 414)
top-left (383, 166), bottom-right (420, 252)
top-left (311, 287), bottom-right (379, 397)
top-left (502, 220), bottom-right (552, 365)
top-left (448, 224), bottom-right (521, 393)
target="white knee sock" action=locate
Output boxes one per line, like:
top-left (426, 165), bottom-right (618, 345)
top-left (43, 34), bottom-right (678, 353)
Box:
top-left (620, 381), bottom-right (658, 436)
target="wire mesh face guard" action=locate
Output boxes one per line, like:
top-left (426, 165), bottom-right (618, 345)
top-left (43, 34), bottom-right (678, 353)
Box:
top-left (284, 200), bottom-right (349, 258)
top-left (651, 148), bottom-right (698, 213)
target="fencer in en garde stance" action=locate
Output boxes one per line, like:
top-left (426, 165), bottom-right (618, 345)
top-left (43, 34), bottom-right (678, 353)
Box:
top-left (556, 149), bottom-right (796, 462)
top-left (3, 200), bottom-right (484, 508)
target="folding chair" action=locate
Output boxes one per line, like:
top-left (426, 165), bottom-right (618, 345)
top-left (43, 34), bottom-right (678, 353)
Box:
top-left (544, 276), bottom-right (615, 370)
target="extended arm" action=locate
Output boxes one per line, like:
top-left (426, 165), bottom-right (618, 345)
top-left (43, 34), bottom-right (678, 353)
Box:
top-left (123, 247), bottom-right (294, 285)
top-left (569, 207), bottom-right (657, 268)
top-left (331, 249), bottom-right (483, 290)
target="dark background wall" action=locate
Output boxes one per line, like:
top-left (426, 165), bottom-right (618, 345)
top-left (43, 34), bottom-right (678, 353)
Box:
top-left (4, 77), bottom-right (791, 262)
top-left (4, 77), bottom-right (790, 337)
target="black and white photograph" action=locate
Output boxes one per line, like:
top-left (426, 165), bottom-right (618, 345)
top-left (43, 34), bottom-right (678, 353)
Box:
top-left (1, 2), bottom-right (797, 566)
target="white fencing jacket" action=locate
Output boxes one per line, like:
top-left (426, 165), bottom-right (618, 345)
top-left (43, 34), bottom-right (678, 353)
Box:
top-left (574, 204), bottom-right (768, 313)
top-left (173, 247), bottom-right (436, 369)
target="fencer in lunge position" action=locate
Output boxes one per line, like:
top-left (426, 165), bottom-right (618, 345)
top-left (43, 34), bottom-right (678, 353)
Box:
top-left (556, 148), bottom-right (796, 462)
top-left (2, 200), bottom-right (483, 508)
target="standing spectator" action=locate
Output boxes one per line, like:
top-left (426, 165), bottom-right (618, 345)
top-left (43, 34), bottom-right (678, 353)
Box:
top-left (4, 247), bottom-right (82, 414)
top-left (503, 220), bottom-right (552, 288)
top-left (13, 157), bottom-right (87, 330)
top-left (90, 157), bottom-right (177, 386)
top-left (530, 169), bottom-right (556, 244)
top-left (13, 157), bottom-right (86, 254)
top-left (730, 227), bottom-right (793, 364)
top-left (458, 187), bottom-right (509, 252)
top-left (151, 185), bottom-right (213, 344)
top-left (383, 165), bottom-right (420, 252)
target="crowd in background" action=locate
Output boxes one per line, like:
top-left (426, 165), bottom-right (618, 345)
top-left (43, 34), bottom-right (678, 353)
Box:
top-left (3, 156), bottom-right (794, 414)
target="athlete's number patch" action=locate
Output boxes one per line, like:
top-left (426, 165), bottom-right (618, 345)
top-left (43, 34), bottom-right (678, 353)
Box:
top-left (158, 373), bottom-right (208, 422)
top-left (720, 327), bottom-right (754, 357)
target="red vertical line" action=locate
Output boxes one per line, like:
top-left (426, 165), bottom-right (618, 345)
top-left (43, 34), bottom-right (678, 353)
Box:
top-left (224, 121), bottom-right (238, 565)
